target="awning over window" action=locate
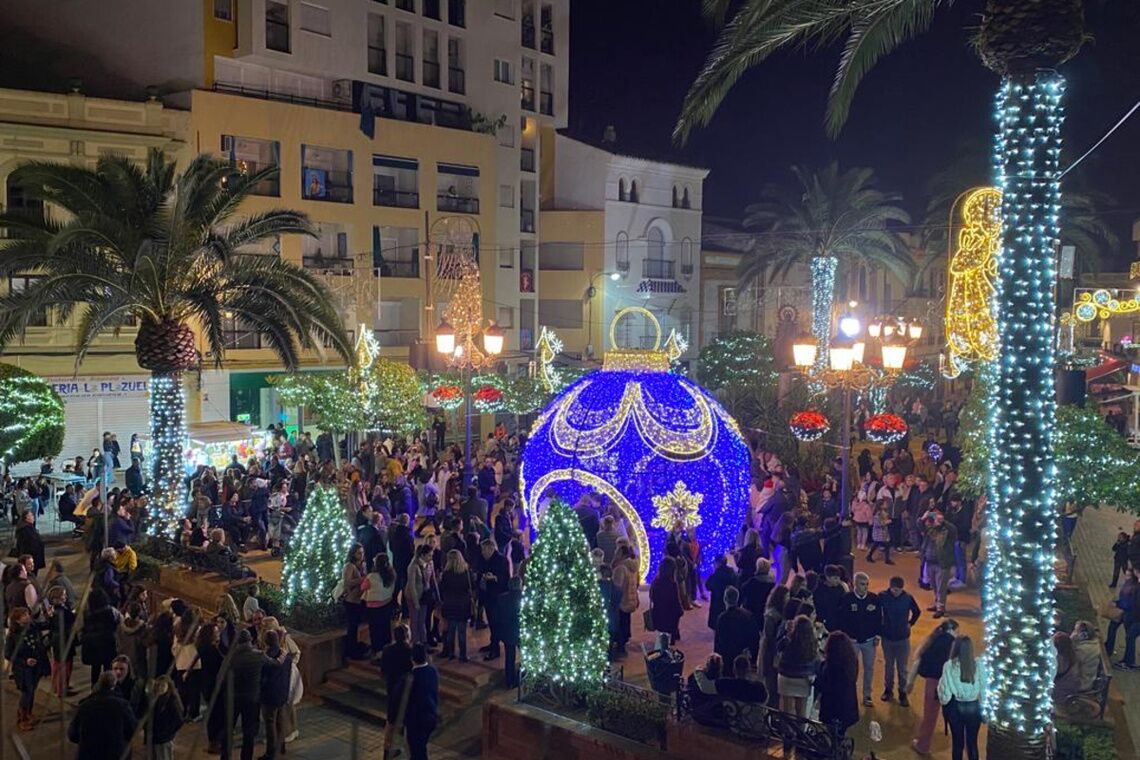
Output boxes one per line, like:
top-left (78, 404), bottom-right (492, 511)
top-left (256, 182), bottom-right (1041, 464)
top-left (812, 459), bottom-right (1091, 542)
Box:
top-left (373, 155), bottom-right (419, 171)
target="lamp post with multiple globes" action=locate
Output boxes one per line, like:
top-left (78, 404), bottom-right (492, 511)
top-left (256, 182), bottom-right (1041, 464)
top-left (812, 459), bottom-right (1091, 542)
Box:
top-left (792, 312), bottom-right (917, 536)
top-left (435, 318), bottom-right (505, 486)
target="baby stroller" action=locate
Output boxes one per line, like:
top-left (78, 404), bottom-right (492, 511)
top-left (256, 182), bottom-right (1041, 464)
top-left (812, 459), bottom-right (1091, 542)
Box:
top-left (643, 633), bottom-right (685, 696)
top-left (267, 498), bottom-right (299, 557)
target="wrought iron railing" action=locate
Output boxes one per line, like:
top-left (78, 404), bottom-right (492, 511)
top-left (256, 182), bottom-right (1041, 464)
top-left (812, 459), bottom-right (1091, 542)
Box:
top-left (437, 193), bottom-right (479, 213)
top-left (373, 188), bottom-right (419, 208)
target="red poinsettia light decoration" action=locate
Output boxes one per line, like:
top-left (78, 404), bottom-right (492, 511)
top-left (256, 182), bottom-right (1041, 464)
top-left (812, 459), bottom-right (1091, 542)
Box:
top-left (431, 384), bottom-right (464, 410)
top-left (472, 385), bottom-right (505, 412)
top-left (789, 410), bottom-right (831, 442)
top-left (864, 413), bottom-right (908, 444)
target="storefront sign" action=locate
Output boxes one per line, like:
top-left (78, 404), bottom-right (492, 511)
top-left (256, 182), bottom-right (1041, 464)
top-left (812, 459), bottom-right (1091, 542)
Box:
top-left (47, 376), bottom-right (150, 399)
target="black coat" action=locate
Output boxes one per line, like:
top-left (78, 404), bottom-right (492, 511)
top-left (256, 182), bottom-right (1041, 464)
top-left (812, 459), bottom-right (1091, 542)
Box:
top-left (495, 589), bottom-right (522, 646)
top-left (14, 523), bottom-right (45, 570)
top-left (390, 525), bottom-right (415, 580)
top-left (80, 606), bottom-right (119, 666)
top-left (439, 569), bottom-right (473, 621)
top-left (220, 643), bottom-right (273, 703)
top-left (714, 606), bottom-right (760, 665)
top-left (818, 660), bottom-right (859, 730)
top-left (149, 693), bottom-right (184, 744)
top-left (705, 565), bottom-right (738, 630)
top-left (260, 649), bottom-right (294, 707)
top-left (68, 693), bottom-right (138, 760)
top-left (739, 575), bottom-right (775, 619)
top-left (404, 665), bottom-right (440, 734)
top-left (478, 551), bottom-right (510, 600)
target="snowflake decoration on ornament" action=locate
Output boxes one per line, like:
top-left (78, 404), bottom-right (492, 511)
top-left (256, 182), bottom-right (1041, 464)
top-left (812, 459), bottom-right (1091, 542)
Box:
top-left (650, 480), bottom-right (704, 531)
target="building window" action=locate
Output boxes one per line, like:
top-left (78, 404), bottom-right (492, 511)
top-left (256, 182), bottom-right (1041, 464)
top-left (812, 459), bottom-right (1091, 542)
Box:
top-left (682, 187), bottom-right (692, 209)
top-left (437, 163), bottom-right (479, 213)
top-left (618, 179), bottom-right (627, 202)
top-left (629, 180), bottom-right (639, 203)
top-left (521, 57), bottom-right (535, 110)
top-left (615, 232), bottom-right (630, 273)
top-left (539, 242), bottom-right (583, 271)
top-left (644, 227), bottom-right (674, 279)
top-left (680, 238), bottom-right (694, 277)
top-left (302, 223), bottom-right (352, 275)
top-left (395, 22), bottom-right (414, 82)
top-left (540, 4), bottom-right (553, 53)
top-left (8, 275), bottom-right (48, 326)
top-left (5, 176), bottom-right (44, 223)
top-left (494, 0), bottom-right (514, 19)
top-left (538, 299), bottom-right (583, 329)
top-left (374, 225), bottom-right (420, 278)
top-left (222, 316), bottom-right (262, 349)
top-left (301, 145), bottom-right (353, 203)
top-left (447, 38), bottom-right (465, 94)
top-left (422, 30), bottom-right (440, 88)
top-left (539, 63), bottom-right (553, 115)
top-left (395, 0), bottom-right (414, 11)
top-left (672, 186), bottom-right (679, 208)
top-left (221, 135), bottom-right (281, 196)
top-left (266, 1), bottom-right (291, 52)
top-left (498, 306), bottom-right (514, 328)
top-left (214, 0), bottom-right (234, 21)
top-left (367, 14), bottom-right (387, 76)
top-left (497, 123), bottom-right (515, 147)
top-left (373, 155), bottom-right (419, 208)
top-left (300, 3), bottom-right (331, 36)
top-left (521, 0), bottom-right (535, 47)
top-left (499, 184), bottom-right (515, 208)
top-left (376, 298), bottom-right (421, 346)
top-left (498, 248), bottom-right (515, 268)
top-left (424, 0), bottom-right (440, 19)
top-left (493, 59), bottom-right (513, 84)
top-left (448, 0), bottom-right (465, 27)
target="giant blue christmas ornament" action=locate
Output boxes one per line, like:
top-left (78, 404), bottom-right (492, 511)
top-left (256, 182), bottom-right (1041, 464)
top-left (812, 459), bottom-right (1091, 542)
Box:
top-left (520, 307), bottom-right (751, 583)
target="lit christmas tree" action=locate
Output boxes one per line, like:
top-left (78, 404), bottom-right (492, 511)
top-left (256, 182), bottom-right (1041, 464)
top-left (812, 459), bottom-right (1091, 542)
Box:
top-left (521, 497), bottom-right (608, 691)
top-left (282, 483), bottom-right (355, 605)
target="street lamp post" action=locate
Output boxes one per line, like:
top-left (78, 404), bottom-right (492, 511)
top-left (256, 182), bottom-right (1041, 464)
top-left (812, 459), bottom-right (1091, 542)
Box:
top-left (435, 318), bottom-right (504, 486)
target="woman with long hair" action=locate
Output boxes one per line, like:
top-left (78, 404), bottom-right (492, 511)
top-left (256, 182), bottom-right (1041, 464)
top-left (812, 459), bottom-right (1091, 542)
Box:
top-left (362, 553), bottom-right (398, 657)
top-left (439, 549), bottom-right (473, 661)
top-left (5, 607), bottom-right (47, 730)
top-left (342, 543), bottom-right (367, 662)
top-left (937, 634), bottom-right (985, 760)
top-left (610, 544), bottom-right (640, 655)
top-left (1052, 631), bottom-right (1083, 707)
top-left (172, 609), bottom-right (202, 720)
top-left (774, 615), bottom-right (821, 717)
top-left (908, 618), bottom-right (960, 754)
top-left (817, 630), bottom-right (859, 736)
top-left (649, 556), bottom-right (684, 644)
top-left (758, 584), bottom-right (790, 707)
top-left (80, 588), bottom-right (119, 684)
top-left (148, 674), bottom-right (185, 760)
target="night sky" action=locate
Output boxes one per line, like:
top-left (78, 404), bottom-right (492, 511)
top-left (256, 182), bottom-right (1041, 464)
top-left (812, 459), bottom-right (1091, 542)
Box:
top-left (569, 0), bottom-right (1140, 263)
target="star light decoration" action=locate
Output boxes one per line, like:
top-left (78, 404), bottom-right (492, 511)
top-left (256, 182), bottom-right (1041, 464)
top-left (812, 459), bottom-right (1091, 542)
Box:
top-left (983, 73), bottom-right (1063, 738)
top-left (650, 480), bottom-right (703, 531)
top-left (520, 306), bottom-right (750, 583)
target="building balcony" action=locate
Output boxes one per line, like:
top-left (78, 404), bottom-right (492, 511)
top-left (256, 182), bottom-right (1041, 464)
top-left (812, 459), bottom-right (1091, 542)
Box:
top-left (541, 28), bottom-right (554, 54)
top-left (368, 46), bottom-right (387, 76)
top-left (643, 259), bottom-right (675, 280)
top-left (373, 188), bottom-right (420, 208)
top-left (680, 263), bottom-right (694, 277)
top-left (521, 86), bottom-right (535, 111)
top-left (378, 260), bottom-right (420, 278)
top-left (375, 328), bottom-right (419, 347)
top-left (521, 20), bottom-right (535, 48)
top-left (396, 53), bottom-right (415, 82)
top-left (301, 169), bottom-right (353, 203)
top-left (539, 91), bottom-right (553, 115)
top-left (520, 208), bottom-right (535, 233)
top-left (437, 193), bottom-right (479, 213)
top-left (448, 66), bottom-right (466, 95)
top-left (303, 255), bottom-right (354, 275)
top-left (520, 147), bottom-right (535, 172)
top-left (423, 60), bottom-right (441, 89)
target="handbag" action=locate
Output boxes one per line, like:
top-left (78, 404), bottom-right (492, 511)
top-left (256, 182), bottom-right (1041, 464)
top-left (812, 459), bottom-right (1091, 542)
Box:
top-left (643, 606), bottom-right (655, 632)
top-left (1099, 599), bottom-right (1124, 622)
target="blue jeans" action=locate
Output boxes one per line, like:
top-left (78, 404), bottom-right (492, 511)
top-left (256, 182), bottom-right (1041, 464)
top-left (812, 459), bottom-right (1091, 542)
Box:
top-left (855, 638), bottom-right (877, 701)
top-left (954, 541), bottom-right (967, 583)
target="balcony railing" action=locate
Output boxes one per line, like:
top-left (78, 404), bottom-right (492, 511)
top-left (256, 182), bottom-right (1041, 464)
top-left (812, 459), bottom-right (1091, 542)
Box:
top-left (227, 160), bottom-right (280, 196)
top-left (541, 28), bottom-right (553, 54)
top-left (373, 188), bottom-right (420, 208)
top-left (643, 259), bottom-right (675, 279)
top-left (520, 147), bottom-right (535, 172)
top-left (520, 208), bottom-right (535, 233)
top-left (437, 193), bottom-right (479, 213)
top-left (423, 60), bottom-right (441, 89)
top-left (680, 263), bottom-right (694, 277)
top-left (368, 45), bottom-right (387, 76)
top-left (396, 53), bottom-right (415, 82)
top-left (539, 91), bottom-right (553, 115)
top-left (521, 19), bottom-right (535, 48)
top-left (378, 260), bottom-right (420, 278)
top-left (303, 255), bottom-right (354, 275)
top-left (375, 328), bottom-right (419, 347)
top-left (302, 169), bottom-right (353, 203)
top-left (224, 330), bottom-right (262, 349)
top-left (448, 66), bottom-right (466, 95)
top-left (521, 85), bottom-right (535, 111)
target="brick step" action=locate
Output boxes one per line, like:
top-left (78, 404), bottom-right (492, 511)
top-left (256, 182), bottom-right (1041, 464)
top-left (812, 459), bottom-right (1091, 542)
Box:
top-left (332, 662), bottom-right (477, 705)
top-left (316, 682), bottom-right (461, 725)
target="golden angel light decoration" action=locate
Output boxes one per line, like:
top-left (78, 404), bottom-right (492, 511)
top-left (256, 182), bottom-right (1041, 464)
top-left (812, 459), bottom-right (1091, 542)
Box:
top-left (944, 187), bottom-right (1001, 378)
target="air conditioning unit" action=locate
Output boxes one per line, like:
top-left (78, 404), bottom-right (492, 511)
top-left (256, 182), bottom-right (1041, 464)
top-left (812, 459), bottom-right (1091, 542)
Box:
top-left (331, 79), bottom-right (353, 105)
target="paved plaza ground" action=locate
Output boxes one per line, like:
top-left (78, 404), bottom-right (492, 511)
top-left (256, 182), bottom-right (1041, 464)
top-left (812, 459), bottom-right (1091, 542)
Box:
top-left (10, 511), bottom-right (1139, 759)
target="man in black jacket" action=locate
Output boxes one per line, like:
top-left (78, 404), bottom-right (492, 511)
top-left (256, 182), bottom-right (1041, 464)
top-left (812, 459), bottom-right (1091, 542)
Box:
top-left (404, 644), bottom-right (440, 760)
top-left (68, 672), bottom-right (137, 759)
top-left (811, 565), bottom-right (847, 633)
top-left (460, 486), bottom-right (488, 533)
top-left (496, 576), bottom-right (523, 688)
top-left (714, 586), bottom-right (760, 665)
top-left (837, 572), bottom-right (882, 707)
top-left (219, 629), bottom-right (274, 760)
top-left (878, 575), bottom-right (921, 706)
top-left (739, 558), bottom-right (775, 619)
top-left (705, 554), bottom-right (738, 629)
top-left (478, 539), bottom-right (511, 660)
top-left (260, 631), bottom-right (294, 760)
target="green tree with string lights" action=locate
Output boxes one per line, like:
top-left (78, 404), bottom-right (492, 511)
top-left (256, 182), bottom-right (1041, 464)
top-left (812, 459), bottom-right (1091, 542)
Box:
top-left (696, 331), bottom-right (777, 392)
top-left (282, 482), bottom-right (355, 606)
top-left (0, 364), bottom-right (65, 468)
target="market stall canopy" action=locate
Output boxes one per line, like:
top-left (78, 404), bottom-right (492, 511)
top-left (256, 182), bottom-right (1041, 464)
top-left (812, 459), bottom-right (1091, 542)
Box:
top-left (187, 421), bottom-right (256, 445)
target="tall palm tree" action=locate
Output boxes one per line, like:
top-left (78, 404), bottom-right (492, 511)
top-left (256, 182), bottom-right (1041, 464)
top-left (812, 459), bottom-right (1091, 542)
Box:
top-left (676, 1), bottom-right (1086, 755)
top-left (740, 163), bottom-right (912, 372)
top-left (0, 150), bottom-right (352, 534)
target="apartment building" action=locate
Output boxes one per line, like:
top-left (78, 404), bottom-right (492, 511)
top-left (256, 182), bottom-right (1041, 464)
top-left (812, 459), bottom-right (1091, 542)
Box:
top-left (5, 0), bottom-right (569, 425)
top-left (538, 132), bottom-right (708, 364)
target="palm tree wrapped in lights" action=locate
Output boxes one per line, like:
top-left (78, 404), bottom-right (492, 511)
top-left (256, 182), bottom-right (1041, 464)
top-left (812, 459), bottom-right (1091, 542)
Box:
top-left (0, 150), bottom-right (352, 535)
top-left (677, 0), bottom-right (1087, 754)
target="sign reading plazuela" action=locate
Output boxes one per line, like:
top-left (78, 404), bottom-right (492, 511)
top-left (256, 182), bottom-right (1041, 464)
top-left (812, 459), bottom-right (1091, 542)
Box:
top-left (47, 376), bottom-right (150, 399)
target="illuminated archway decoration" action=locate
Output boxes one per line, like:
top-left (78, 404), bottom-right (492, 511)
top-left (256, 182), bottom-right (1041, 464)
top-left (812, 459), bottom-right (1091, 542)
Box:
top-left (944, 187), bottom-right (1002, 378)
top-left (520, 311), bottom-right (750, 584)
top-left (1071, 289), bottom-right (1140, 323)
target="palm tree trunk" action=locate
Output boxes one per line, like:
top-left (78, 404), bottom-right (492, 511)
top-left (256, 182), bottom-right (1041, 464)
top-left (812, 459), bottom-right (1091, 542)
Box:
top-left (809, 256), bottom-right (838, 373)
top-left (148, 372), bottom-right (188, 537)
top-left (984, 72), bottom-right (1064, 754)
